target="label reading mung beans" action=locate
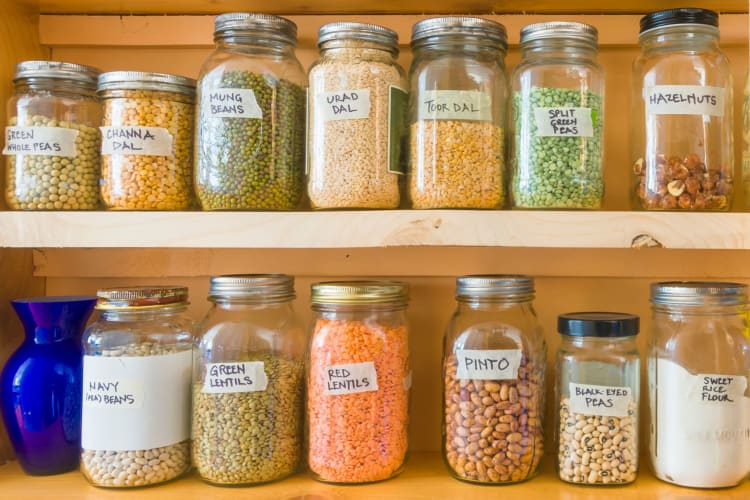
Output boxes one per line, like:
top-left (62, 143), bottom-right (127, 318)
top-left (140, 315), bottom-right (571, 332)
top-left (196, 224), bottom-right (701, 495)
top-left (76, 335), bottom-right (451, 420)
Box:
top-left (201, 361), bottom-right (268, 394)
top-left (645, 85), bottom-right (725, 117)
top-left (417, 90), bottom-right (492, 122)
top-left (3, 126), bottom-right (79, 157)
top-left (323, 361), bottom-right (379, 395)
top-left (204, 89), bottom-right (263, 119)
top-left (100, 126), bottom-right (174, 156)
top-left (533, 107), bottom-right (594, 137)
top-left (569, 382), bottom-right (632, 417)
top-left (319, 89), bottom-right (371, 121)
top-left (455, 349), bottom-right (523, 380)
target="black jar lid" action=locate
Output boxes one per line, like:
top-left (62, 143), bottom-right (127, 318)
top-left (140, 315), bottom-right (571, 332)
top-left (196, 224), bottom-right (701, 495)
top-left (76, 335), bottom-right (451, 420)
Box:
top-left (640, 8), bottom-right (718, 35)
top-left (558, 312), bottom-right (639, 338)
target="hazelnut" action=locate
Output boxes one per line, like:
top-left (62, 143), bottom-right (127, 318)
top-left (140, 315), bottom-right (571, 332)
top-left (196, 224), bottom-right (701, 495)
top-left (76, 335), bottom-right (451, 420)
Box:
top-left (632, 158), bottom-right (644, 175)
top-left (667, 180), bottom-right (685, 197)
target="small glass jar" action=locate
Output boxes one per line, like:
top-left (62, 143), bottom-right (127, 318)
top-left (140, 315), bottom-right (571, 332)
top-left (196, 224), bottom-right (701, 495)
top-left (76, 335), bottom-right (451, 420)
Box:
top-left (80, 286), bottom-right (193, 488)
top-left (308, 23), bottom-right (408, 209)
top-left (556, 312), bottom-right (640, 485)
top-left (307, 281), bottom-right (410, 483)
top-left (510, 23), bottom-right (604, 209)
top-left (192, 275), bottom-right (305, 485)
top-left (195, 13), bottom-right (306, 210)
top-left (632, 9), bottom-right (733, 210)
top-left (4, 61), bottom-right (102, 210)
top-left (407, 17), bottom-right (507, 209)
top-left (442, 275), bottom-right (546, 484)
top-left (648, 282), bottom-right (750, 488)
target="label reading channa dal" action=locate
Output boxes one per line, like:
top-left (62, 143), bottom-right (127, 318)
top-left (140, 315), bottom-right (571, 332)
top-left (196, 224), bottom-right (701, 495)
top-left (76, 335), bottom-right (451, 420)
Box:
top-left (204, 89), bottom-right (263, 119)
top-left (645, 85), bottom-right (725, 117)
top-left (318, 89), bottom-right (371, 121)
top-left (569, 383), bottom-right (632, 417)
top-left (418, 90), bottom-right (492, 121)
top-left (201, 361), bottom-right (268, 394)
top-left (100, 126), bottom-right (173, 155)
top-left (2, 126), bottom-right (79, 157)
top-left (324, 361), bottom-right (379, 395)
top-left (455, 349), bottom-right (523, 380)
top-left (534, 107), bottom-right (595, 137)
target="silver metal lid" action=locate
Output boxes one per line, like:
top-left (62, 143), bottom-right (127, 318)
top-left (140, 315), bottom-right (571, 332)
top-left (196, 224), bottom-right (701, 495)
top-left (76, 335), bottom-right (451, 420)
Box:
top-left (214, 13), bottom-right (297, 45)
top-left (520, 21), bottom-right (598, 46)
top-left (97, 71), bottom-right (196, 96)
top-left (411, 17), bottom-right (507, 49)
top-left (456, 275), bottom-right (534, 300)
top-left (14, 60), bottom-right (100, 88)
top-left (209, 274), bottom-right (295, 302)
top-left (318, 22), bottom-right (399, 53)
top-left (96, 286), bottom-right (188, 310)
top-left (650, 281), bottom-right (748, 307)
top-left (311, 280), bottom-right (409, 306)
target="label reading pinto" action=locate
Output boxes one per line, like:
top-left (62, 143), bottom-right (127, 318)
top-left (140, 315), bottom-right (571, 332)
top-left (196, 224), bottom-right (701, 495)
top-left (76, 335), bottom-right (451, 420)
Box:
top-left (324, 361), bottom-right (379, 395)
top-left (205, 89), bottom-right (263, 119)
top-left (418, 90), bottom-right (492, 121)
top-left (645, 85), bottom-right (725, 117)
top-left (3, 126), bottom-right (79, 157)
top-left (455, 349), bottom-right (523, 380)
top-left (319, 89), bottom-right (371, 121)
top-left (569, 383), bottom-right (632, 417)
top-left (534, 107), bottom-right (594, 137)
top-left (100, 126), bottom-right (173, 156)
top-left (201, 361), bottom-right (268, 394)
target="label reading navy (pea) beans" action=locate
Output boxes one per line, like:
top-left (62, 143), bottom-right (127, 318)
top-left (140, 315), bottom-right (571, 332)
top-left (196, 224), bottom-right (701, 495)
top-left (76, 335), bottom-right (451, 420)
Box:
top-left (205, 89), bottom-right (263, 119)
top-left (645, 85), bottom-right (725, 117)
top-left (100, 126), bottom-right (173, 155)
top-left (319, 89), bottom-right (371, 121)
top-left (455, 349), bottom-right (523, 380)
top-left (534, 107), bottom-right (594, 137)
top-left (324, 361), bottom-right (379, 395)
top-left (418, 90), bottom-right (492, 122)
top-left (3, 126), bottom-right (79, 157)
top-left (201, 361), bottom-right (268, 394)
top-left (388, 85), bottom-right (408, 174)
top-left (569, 383), bottom-right (632, 417)
top-left (83, 378), bottom-right (144, 408)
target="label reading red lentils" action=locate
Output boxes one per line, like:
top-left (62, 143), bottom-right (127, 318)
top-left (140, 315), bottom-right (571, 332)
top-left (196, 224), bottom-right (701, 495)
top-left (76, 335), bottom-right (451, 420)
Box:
top-left (323, 361), bottom-right (379, 395)
top-left (100, 126), bottom-right (173, 156)
top-left (204, 89), bottom-right (263, 119)
top-left (455, 348), bottom-right (522, 380)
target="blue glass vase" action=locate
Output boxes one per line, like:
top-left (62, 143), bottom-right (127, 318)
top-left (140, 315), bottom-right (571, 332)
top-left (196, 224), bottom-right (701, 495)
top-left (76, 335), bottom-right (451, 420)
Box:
top-left (1, 296), bottom-right (96, 475)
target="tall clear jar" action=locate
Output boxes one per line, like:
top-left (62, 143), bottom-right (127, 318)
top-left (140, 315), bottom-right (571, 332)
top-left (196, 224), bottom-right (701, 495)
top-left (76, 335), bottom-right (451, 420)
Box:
top-left (195, 13), bottom-right (306, 210)
top-left (407, 17), bottom-right (507, 209)
top-left (632, 9), bottom-right (733, 210)
top-left (510, 23), bottom-right (604, 209)
top-left (556, 312), bottom-right (640, 485)
top-left (307, 281), bottom-right (410, 483)
top-left (80, 286), bottom-right (193, 488)
top-left (4, 61), bottom-right (102, 210)
top-left (648, 282), bottom-right (750, 488)
top-left (442, 275), bottom-right (546, 484)
top-left (308, 23), bottom-right (408, 209)
top-left (192, 275), bottom-right (305, 485)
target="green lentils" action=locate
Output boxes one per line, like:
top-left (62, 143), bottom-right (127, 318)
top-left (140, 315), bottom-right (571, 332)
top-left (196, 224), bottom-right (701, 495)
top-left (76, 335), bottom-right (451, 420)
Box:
top-left (195, 71), bottom-right (305, 210)
top-left (512, 87), bottom-right (603, 209)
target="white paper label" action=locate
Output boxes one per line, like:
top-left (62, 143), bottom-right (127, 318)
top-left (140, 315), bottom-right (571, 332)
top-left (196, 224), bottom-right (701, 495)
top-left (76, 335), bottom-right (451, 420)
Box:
top-left (201, 361), bottom-right (268, 394)
top-left (204, 89), bottom-right (262, 119)
top-left (455, 349), bottom-right (523, 380)
top-left (324, 361), bottom-right (378, 395)
top-left (645, 85), bottom-right (725, 117)
top-left (418, 90), bottom-right (492, 121)
top-left (534, 107), bottom-right (594, 137)
top-left (318, 89), bottom-right (371, 121)
top-left (100, 126), bottom-right (173, 155)
top-left (3, 126), bottom-right (79, 157)
top-left (81, 350), bottom-right (192, 451)
top-left (569, 383), bottom-right (632, 417)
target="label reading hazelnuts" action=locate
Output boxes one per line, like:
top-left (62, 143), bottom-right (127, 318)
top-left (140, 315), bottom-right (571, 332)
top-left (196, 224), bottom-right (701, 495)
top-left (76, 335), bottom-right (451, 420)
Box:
top-left (455, 349), bottom-right (523, 380)
top-left (324, 361), bottom-right (379, 395)
top-left (569, 383), bottom-right (633, 417)
top-left (645, 85), bottom-right (725, 117)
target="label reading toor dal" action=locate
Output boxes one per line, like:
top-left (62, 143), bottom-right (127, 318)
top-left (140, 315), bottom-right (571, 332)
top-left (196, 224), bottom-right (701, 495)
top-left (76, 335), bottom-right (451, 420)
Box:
top-left (202, 361), bottom-right (268, 394)
top-left (100, 126), bottom-right (174, 156)
top-left (3, 126), bottom-right (79, 157)
top-left (418, 90), bottom-right (492, 122)
top-left (324, 361), bottom-right (379, 395)
top-left (456, 349), bottom-right (522, 380)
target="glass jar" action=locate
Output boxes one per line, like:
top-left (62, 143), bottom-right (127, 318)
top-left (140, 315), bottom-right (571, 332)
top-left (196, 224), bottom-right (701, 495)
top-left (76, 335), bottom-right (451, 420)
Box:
top-left (98, 72), bottom-right (196, 210)
top-left (556, 312), bottom-right (640, 485)
top-left (442, 275), bottom-right (546, 484)
top-left (742, 73), bottom-right (750, 209)
top-left (307, 281), bottom-right (410, 483)
top-left (510, 22), bottom-right (604, 209)
top-left (4, 61), bottom-right (102, 210)
top-left (648, 282), bottom-right (750, 488)
top-left (632, 9), bottom-right (733, 210)
top-left (195, 13), bottom-right (306, 210)
top-left (308, 23), bottom-right (408, 209)
top-left (407, 17), bottom-right (507, 209)
top-left (80, 286), bottom-right (193, 488)
top-left (192, 275), bottom-right (304, 485)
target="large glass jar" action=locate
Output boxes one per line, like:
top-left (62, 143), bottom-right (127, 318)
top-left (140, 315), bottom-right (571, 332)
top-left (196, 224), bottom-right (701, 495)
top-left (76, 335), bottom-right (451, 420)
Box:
top-left (632, 9), bottom-right (733, 210)
top-left (556, 312), bottom-right (640, 486)
top-left (4, 61), bottom-right (102, 210)
top-left (407, 17), bottom-right (507, 209)
top-left (510, 22), bottom-right (604, 209)
top-left (307, 281), bottom-right (410, 483)
top-left (648, 282), bottom-right (750, 488)
top-left (192, 275), bottom-right (305, 485)
top-left (80, 286), bottom-right (193, 488)
top-left (195, 13), bottom-right (306, 210)
top-left (308, 23), bottom-right (408, 209)
top-left (442, 275), bottom-right (546, 484)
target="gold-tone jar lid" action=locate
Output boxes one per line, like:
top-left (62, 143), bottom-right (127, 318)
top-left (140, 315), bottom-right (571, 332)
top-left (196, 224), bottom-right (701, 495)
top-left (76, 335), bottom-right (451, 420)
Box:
top-left (96, 286), bottom-right (189, 310)
top-left (209, 274), bottom-right (295, 302)
top-left (97, 71), bottom-right (196, 96)
top-left (311, 280), bottom-right (409, 306)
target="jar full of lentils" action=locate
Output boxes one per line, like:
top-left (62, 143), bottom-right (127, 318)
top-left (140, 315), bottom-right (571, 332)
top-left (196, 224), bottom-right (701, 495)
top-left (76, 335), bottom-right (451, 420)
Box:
top-left (195, 13), bottom-right (306, 210)
top-left (4, 60), bottom-right (102, 210)
top-left (98, 71), bottom-right (196, 210)
top-left (80, 286), bottom-right (194, 488)
top-left (408, 17), bottom-right (508, 209)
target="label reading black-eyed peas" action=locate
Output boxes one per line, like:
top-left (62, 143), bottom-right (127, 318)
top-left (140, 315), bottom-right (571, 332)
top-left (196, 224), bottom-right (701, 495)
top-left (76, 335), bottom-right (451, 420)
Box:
top-left (533, 107), bottom-right (594, 137)
top-left (100, 126), bottom-right (173, 155)
top-left (418, 90), bottom-right (492, 122)
top-left (319, 89), bottom-right (371, 121)
top-left (569, 383), bottom-right (632, 417)
top-left (205, 89), bottom-right (263, 119)
top-left (201, 361), bottom-right (268, 394)
top-left (3, 126), bottom-right (79, 157)
top-left (455, 349), bottom-right (523, 380)
top-left (645, 85), bottom-right (725, 117)
top-left (323, 361), bottom-right (379, 395)
top-left (694, 374), bottom-right (747, 404)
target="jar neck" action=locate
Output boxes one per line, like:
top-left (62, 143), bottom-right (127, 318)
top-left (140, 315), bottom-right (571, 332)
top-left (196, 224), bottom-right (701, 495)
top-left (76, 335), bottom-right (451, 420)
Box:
top-left (212, 298), bottom-right (294, 310)
top-left (413, 36), bottom-right (506, 58)
top-left (216, 38), bottom-right (295, 57)
top-left (320, 40), bottom-right (397, 63)
top-left (456, 297), bottom-right (533, 310)
top-left (312, 302), bottom-right (406, 314)
top-left (99, 304), bottom-right (187, 321)
top-left (639, 25), bottom-right (720, 53)
top-left (520, 39), bottom-right (598, 62)
top-left (15, 79), bottom-right (97, 99)
top-left (652, 302), bottom-right (747, 317)
top-left (561, 335), bottom-right (637, 348)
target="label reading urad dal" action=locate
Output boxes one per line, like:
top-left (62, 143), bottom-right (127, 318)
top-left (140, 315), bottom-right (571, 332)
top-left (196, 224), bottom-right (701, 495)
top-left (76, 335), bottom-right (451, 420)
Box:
top-left (3, 126), bottom-right (79, 157)
top-left (324, 361), bottom-right (379, 395)
top-left (418, 90), bottom-right (492, 122)
top-left (455, 349), bottom-right (523, 380)
top-left (318, 89), bottom-right (371, 121)
top-left (645, 85), bottom-right (725, 117)
top-left (205, 89), bottom-right (263, 119)
top-left (534, 107), bottom-right (594, 137)
top-left (201, 361), bottom-right (268, 394)
top-left (100, 126), bottom-right (173, 156)
top-left (569, 383), bottom-right (632, 417)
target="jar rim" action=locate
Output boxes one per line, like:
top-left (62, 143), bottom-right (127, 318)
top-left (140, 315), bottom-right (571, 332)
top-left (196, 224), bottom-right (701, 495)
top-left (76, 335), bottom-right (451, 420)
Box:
top-left (411, 16), bottom-right (507, 50)
top-left (209, 274), bottom-right (295, 302)
top-left (96, 286), bottom-right (189, 310)
top-left (213, 12), bottom-right (297, 46)
top-left (311, 280), bottom-right (408, 306)
top-left (456, 274), bottom-right (534, 300)
top-left (14, 60), bottom-right (101, 89)
top-left (520, 21), bottom-right (598, 48)
top-left (650, 281), bottom-right (748, 306)
top-left (97, 71), bottom-right (196, 96)
top-left (318, 22), bottom-right (399, 54)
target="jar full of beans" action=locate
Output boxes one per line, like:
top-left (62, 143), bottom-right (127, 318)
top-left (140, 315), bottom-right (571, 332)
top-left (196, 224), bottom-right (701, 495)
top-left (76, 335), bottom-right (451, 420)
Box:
top-left (192, 275), bottom-right (305, 485)
top-left (80, 286), bottom-right (194, 488)
top-left (442, 275), bottom-right (546, 484)
top-left (408, 17), bottom-right (508, 209)
top-left (4, 60), bottom-right (102, 210)
top-left (98, 71), bottom-right (196, 210)
top-left (632, 9), bottom-right (733, 210)
top-left (556, 312), bottom-right (640, 485)
top-left (307, 281), bottom-right (410, 483)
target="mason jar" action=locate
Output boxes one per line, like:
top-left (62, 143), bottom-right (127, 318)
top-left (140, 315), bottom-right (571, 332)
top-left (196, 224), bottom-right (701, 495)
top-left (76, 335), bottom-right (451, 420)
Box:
top-left (408, 17), bottom-right (507, 209)
top-left (442, 275), bottom-right (546, 484)
top-left (192, 275), bottom-right (305, 485)
top-left (632, 9), bottom-right (733, 210)
top-left (80, 286), bottom-right (193, 488)
top-left (195, 13), bottom-right (306, 210)
top-left (307, 281), bottom-right (410, 483)
top-left (648, 282), bottom-right (750, 488)
top-left (556, 312), bottom-right (640, 485)
top-left (4, 61), bottom-right (102, 210)
top-left (510, 22), bottom-right (604, 209)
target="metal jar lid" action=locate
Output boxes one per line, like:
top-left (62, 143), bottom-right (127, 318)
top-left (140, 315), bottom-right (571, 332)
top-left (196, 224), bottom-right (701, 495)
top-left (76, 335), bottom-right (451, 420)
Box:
top-left (650, 281), bottom-right (748, 307)
top-left (520, 21), bottom-right (598, 47)
top-left (14, 60), bottom-right (100, 89)
top-left (640, 8), bottom-right (718, 35)
top-left (558, 312), bottom-right (640, 338)
top-left (96, 286), bottom-right (189, 310)
top-left (97, 71), bottom-right (196, 96)
top-left (318, 22), bottom-right (399, 54)
top-left (456, 275), bottom-right (534, 300)
top-left (311, 280), bottom-right (409, 306)
top-left (213, 12), bottom-right (297, 46)
top-left (209, 274), bottom-right (295, 302)
top-left (411, 17), bottom-right (507, 50)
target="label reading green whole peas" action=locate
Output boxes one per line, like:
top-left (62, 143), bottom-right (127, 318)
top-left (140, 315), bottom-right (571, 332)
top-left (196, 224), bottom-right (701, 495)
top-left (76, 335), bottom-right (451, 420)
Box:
top-left (3, 126), bottom-right (78, 157)
top-left (388, 85), bottom-right (408, 175)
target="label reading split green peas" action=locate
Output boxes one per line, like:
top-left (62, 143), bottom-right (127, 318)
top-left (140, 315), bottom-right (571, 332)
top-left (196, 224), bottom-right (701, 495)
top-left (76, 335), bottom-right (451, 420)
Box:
top-left (533, 107), bottom-right (594, 137)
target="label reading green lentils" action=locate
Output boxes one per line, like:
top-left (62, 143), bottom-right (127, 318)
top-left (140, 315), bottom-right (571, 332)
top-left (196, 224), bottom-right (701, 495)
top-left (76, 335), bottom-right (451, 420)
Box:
top-left (388, 85), bottom-right (408, 174)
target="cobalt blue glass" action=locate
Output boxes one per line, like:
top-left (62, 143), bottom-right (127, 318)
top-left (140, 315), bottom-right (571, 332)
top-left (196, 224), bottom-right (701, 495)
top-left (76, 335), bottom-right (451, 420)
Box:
top-left (1, 296), bottom-right (96, 475)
